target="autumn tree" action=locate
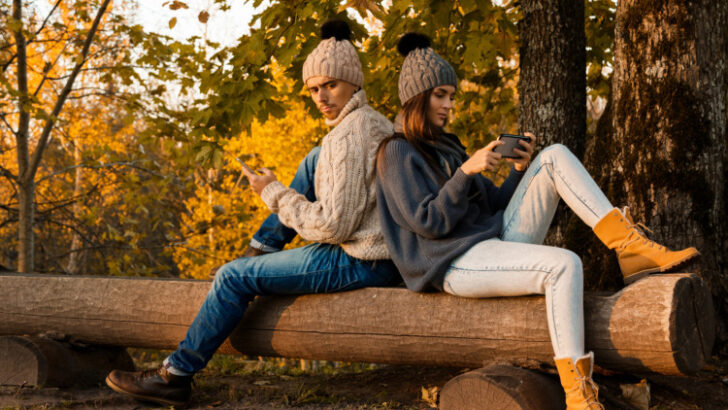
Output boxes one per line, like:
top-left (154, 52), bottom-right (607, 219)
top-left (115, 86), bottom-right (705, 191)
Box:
top-left (2, 0), bottom-right (114, 272)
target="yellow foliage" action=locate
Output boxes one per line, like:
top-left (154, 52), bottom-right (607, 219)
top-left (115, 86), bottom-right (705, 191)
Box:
top-left (173, 97), bottom-right (325, 279)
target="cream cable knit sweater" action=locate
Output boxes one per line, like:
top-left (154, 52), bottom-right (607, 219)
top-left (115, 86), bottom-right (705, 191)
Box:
top-left (260, 89), bottom-right (393, 260)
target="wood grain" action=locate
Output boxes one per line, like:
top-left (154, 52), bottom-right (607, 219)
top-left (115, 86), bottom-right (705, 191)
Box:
top-left (0, 273), bottom-right (713, 375)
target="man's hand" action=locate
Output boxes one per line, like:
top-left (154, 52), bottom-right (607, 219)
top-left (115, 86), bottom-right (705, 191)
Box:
top-left (460, 140), bottom-right (504, 176)
top-left (240, 162), bottom-right (278, 195)
top-left (508, 132), bottom-right (536, 172)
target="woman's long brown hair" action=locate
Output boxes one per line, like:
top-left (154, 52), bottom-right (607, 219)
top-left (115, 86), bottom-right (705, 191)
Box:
top-left (377, 89), bottom-right (448, 183)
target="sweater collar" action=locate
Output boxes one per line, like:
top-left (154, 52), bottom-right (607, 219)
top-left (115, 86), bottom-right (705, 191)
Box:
top-left (325, 89), bottom-right (367, 127)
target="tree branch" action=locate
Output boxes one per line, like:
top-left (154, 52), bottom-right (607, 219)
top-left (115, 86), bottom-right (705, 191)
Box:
top-left (32, 38), bottom-right (70, 97)
top-left (0, 111), bottom-right (17, 135)
top-left (12, 0), bottom-right (30, 179)
top-left (23, 0), bottom-right (111, 184)
top-left (31, 0), bottom-right (62, 41)
top-left (0, 164), bottom-right (17, 182)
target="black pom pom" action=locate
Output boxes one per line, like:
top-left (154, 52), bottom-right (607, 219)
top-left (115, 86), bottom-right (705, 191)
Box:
top-left (397, 32), bottom-right (431, 57)
top-left (321, 20), bottom-right (351, 41)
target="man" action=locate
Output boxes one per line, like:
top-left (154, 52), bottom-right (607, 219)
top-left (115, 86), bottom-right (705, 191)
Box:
top-left (105, 20), bottom-right (398, 406)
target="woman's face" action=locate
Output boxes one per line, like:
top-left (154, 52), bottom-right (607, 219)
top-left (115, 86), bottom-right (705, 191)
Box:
top-left (427, 85), bottom-right (456, 128)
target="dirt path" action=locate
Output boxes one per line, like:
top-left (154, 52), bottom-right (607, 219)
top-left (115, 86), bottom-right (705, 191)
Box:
top-left (2, 353), bottom-right (728, 409)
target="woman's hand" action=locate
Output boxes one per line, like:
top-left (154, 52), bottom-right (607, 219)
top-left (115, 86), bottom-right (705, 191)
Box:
top-left (508, 132), bottom-right (536, 172)
top-left (240, 162), bottom-right (278, 195)
top-left (460, 140), bottom-right (504, 176)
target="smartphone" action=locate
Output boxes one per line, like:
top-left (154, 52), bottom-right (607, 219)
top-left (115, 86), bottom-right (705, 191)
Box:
top-left (494, 134), bottom-right (531, 159)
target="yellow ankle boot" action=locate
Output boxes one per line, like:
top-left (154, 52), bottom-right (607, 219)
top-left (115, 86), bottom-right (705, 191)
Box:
top-left (593, 207), bottom-right (699, 284)
top-left (555, 353), bottom-right (604, 410)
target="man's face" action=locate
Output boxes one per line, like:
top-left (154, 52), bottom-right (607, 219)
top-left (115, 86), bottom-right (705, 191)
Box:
top-left (306, 76), bottom-right (358, 120)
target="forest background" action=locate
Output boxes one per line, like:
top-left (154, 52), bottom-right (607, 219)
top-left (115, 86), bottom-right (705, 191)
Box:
top-left (2, 0), bottom-right (727, 352)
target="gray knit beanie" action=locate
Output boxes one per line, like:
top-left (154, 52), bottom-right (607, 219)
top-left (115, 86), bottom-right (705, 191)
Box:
top-left (397, 33), bottom-right (457, 105)
top-left (302, 20), bottom-right (363, 87)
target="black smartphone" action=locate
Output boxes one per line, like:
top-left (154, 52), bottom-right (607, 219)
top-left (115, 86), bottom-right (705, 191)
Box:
top-left (494, 134), bottom-right (531, 159)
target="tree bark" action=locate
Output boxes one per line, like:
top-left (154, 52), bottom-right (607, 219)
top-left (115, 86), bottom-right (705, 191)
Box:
top-left (581, 0), bottom-right (728, 345)
top-left (0, 273), bottom-right (713, 376)
top-left (518, 0), bottom-right (587, 246)
top-left (65, 143), bottom-right (85, 275)
top-left (12, 0), bottom-right (32, 273)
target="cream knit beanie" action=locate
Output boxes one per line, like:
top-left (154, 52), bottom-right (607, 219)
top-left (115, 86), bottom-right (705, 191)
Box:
top-left (397, 33), bottom-right (457, 105)
top-left (302, 20), bottom-right (363, 87)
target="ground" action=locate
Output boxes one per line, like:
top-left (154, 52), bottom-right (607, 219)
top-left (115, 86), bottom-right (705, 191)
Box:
top-left (1, 350), bottom-right (728, 409)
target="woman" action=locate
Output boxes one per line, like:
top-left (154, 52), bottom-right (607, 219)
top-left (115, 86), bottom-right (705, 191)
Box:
top-left (376, 33), bottom-right (699, 410)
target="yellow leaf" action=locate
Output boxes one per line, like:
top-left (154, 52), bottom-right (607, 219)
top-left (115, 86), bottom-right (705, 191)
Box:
top-left (198, 11), bottom-right (209, 23)
top-left (169, 1), bottom-right (188, 10)
top-left (421, 386), bottom-right (439, 408)
top-left (168, 17), bottom-right (177, 29)
top-left (620, 379), bottom-right (650, 410)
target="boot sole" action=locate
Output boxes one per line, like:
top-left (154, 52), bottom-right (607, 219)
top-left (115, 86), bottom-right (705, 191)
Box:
top-left (105, 375), bottom-right (189, 407)
top-left (623, 252), bottom-right (700, 285)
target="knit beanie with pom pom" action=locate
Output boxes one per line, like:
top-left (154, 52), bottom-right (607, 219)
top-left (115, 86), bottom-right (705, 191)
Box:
top-left (397, 33), bottom-right (457, 105)
top-left (302, 20), bottom-right (363, 87)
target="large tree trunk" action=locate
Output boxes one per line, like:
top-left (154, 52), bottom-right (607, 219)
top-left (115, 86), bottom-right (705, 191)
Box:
top-left (580, 0), bottom-right (728, 345)
top-left (0, 273), bottom-right (714, 376)
top-left (518, 0), bottom-right (587, 246)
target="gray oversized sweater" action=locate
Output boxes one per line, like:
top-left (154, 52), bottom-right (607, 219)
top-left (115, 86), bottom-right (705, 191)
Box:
top-left (375, 136), bottom-right (525, 292)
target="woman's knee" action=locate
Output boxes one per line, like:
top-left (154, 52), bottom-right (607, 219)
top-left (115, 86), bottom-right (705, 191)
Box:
top-left (550, 249), bottom-right (583, 285)
top-left (537, 143), bottom-right (573, 163)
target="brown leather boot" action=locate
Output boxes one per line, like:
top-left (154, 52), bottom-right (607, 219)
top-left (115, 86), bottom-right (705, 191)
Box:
top-left (593, 207), bottom-right (699, 284)
top-left (554, 353), bottom-right (604, 410)
top-left (106, 366), bottom-right (192, 406)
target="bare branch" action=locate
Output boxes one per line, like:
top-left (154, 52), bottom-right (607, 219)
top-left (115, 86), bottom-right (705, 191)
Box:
top-left (32, 38), bottom-right (70, 97)
top-left (38, 65), bottom-right (147, 81)
top-left (36, 160), bottom-right (169, 184)
top-left (23, 0), bottom-right (112, 184)
top-left (31, 0), bottom-right (62, 40)
top-left (0, 112), bottom-right (17, 135)
top-left (0, 164), bottom-right (17, 182)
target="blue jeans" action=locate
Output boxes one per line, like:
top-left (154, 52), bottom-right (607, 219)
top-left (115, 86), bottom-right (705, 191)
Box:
top-left (250, 146), bottom-right (320, 251)
top-left (167, 244), bottom-right (399, 373)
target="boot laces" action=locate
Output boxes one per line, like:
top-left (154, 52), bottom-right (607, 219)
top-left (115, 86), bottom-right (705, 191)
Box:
top-left (135, 368), bottom-right (161, 381)
top-left (566, 375), bottom-right (604, 409)
top-left (618, 219), bottom-right (664, 251)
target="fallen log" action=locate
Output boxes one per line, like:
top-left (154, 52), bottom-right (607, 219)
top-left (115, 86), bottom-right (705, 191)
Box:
top-left (439, 365), bottom-right (564, 410)
top-left (0, 335), bottom-right (134, 387)
top-left (0, 273), bottom-right (713, 375)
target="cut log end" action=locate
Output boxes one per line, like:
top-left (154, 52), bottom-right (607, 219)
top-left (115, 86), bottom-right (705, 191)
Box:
top-left (671, 274), bottom-right (715, 374)
top-left (0, 336), bottom-right (45, 386)
top-left (0, 336), bottom-right (135, 387)
top-left (439, 365), bottom-right (564, 410)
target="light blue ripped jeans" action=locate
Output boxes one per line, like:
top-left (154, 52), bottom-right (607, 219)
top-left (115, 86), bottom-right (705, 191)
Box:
top-left (442, 144), bottom-right (614, 360)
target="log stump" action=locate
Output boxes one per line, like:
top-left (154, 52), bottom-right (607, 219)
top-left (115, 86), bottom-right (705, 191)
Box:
top-left (0, 336), bottom-right (135, 387)
top-left (439, 365), bottom-right (564, 410)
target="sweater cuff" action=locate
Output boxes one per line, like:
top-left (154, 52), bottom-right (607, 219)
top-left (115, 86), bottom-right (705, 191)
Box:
top-left (445, 167), bottom-right (475, 198)
top-left (260, 181), bottom-right (287, 211)
top-left (453, 167), bottom-right (474, 182)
